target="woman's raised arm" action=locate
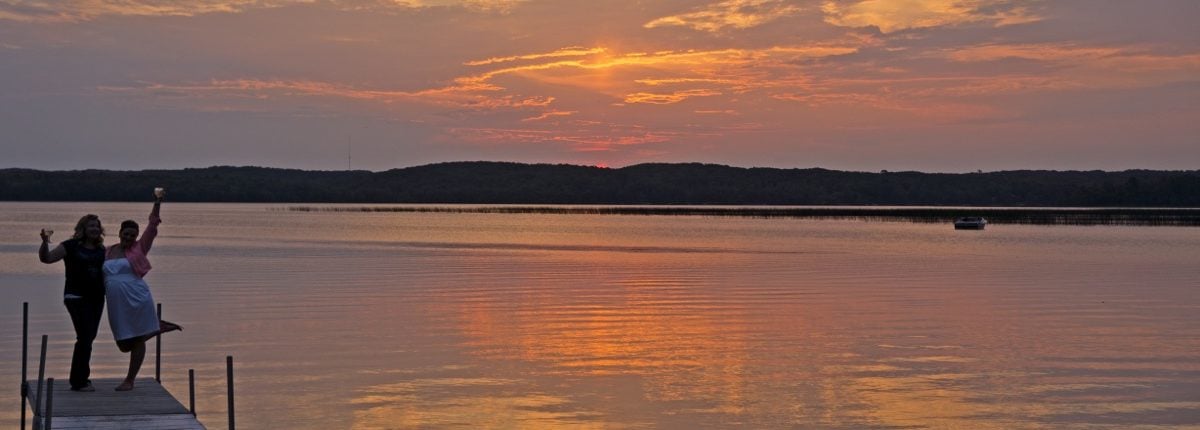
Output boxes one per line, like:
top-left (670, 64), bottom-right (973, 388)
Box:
top-left (39, 230), bottom-right (66, 263)
top-left (139, 190), bottom-right (164, 254)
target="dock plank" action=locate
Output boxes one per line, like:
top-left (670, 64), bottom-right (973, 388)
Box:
top-left (36, 414), bottom-right (204, 430)
top-left (26, 378), bottom-right (204, 429)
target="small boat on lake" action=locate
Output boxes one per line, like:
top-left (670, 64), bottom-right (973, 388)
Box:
top-left (954, 217), bottom-right (987, 230)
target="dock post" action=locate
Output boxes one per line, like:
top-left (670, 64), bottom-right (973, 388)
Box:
top-left (20, 302), bottom-right (28, 429)
top-left (227, 355), bottom-right (235, 430)
top-left (156, 303), bottom-right (162, 382)
top-left (34, 335), bottom-right (47, 421)
top-left (189, 369), bottom-right (196, 416)
top-left (44, 378), bottom-right (53, 430)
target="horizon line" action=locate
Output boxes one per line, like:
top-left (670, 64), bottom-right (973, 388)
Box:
top-left (3, 161), bottom-right (1199, 175)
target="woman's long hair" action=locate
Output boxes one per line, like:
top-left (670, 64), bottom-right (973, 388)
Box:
top-left (71, 214), bottom-right (104, 246)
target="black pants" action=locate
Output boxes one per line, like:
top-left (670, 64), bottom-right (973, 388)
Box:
top-left (64, 297), bottom-right (104, 389)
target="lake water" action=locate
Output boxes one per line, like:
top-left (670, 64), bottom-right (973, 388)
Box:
top-left (1, 202), bottom-right (1198, 429)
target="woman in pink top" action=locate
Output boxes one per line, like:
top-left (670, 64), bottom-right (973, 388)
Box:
top-left (104, 189), bottom-right (182, 391)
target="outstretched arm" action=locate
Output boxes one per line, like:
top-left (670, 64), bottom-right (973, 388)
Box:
top-left (39, 231), bottom-right (65, 263)
top-left (151, 193), bottom-right (162, 219)
top-left (139, 193), bottom-right (164, 254)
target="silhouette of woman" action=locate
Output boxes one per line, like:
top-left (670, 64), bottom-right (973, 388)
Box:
top-left (104, 189), bottom-right (182, 391)
top-left (39, 214), bottom-right (107, 392)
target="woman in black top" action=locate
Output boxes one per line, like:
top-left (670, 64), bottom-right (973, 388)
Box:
top-left (39, 214), bottom-right (107, 392)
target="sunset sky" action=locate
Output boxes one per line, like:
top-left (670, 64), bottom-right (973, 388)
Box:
top-left (1, 0), bottom-right (1197, 172)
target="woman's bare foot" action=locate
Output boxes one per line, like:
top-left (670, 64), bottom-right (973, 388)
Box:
top-left (159, 320), bottom-right (183, 333)
top-left (115, 380), bottom-right (135, 391)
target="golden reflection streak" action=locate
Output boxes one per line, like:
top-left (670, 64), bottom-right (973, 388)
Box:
top-left (437, 253), bottom-right (757, 421)
top-left (833, 366), bottom-right (1200, 430)
top-left (351, 377), bottom-right (608, 429)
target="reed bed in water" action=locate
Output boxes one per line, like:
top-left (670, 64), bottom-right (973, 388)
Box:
top-left (276, 206), bottom-right (1200, 226)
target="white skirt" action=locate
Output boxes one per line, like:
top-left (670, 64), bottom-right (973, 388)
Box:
top-left (102, 258), bottom-right (159, 341)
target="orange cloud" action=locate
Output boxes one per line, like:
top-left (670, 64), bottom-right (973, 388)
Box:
top-left (444, 45), bottom-right (856, 99)
top-left (466, 47), bottom-right (607, 66)
top-left (623, 89), bottom-right (722, 105)
top-left (98, 79), bottom-right (555, 110)
top-left (645, 0), bottom-right (803, 32)
top-left (102, 42), bottom-right (862, 120)
top-left (0, 1), bottom-right (287, 22)
top-left (441, 0), bottom-right (530, 13)
top-left (521, 110), bottom-right (578, 122)
top-left (99, 34), bottom-right (1200, 150)
top-left (96, 42), bottom-right (877, 141)
top-left (773, 91), bottom-right (1006, 121)
top-left (941, 43), bottom-right (1200, 88)
top-left (449, 127), bottom-right (678, 151)
top-left (635, 78), bottom-right (749, 87)
top-left (821, 0), bottom-right (1042, 33)
top-left (944, 43), bottom-right (1121, 62)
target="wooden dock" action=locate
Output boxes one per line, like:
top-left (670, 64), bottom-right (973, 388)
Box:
top-left (25, 378), bottom-right (204, 429)
top-left (18, 303), bottom-right (234, 430)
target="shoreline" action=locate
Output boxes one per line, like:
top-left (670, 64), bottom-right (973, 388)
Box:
top-left (276, 205), bottom-right (1200, 226)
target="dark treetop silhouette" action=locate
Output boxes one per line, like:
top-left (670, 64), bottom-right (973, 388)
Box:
top-left (3, 162), bottom-right (1198, 206)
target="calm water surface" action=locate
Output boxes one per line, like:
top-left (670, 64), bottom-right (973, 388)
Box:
top-left (1, 203), bottom-right (1198, 429)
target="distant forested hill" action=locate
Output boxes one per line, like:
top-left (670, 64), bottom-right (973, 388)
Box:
top-left (2, 162), bottom-right (1198, 206)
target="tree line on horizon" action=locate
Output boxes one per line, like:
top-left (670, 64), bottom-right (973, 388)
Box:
top-left (2, 162), bottom-right (1198, 206)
